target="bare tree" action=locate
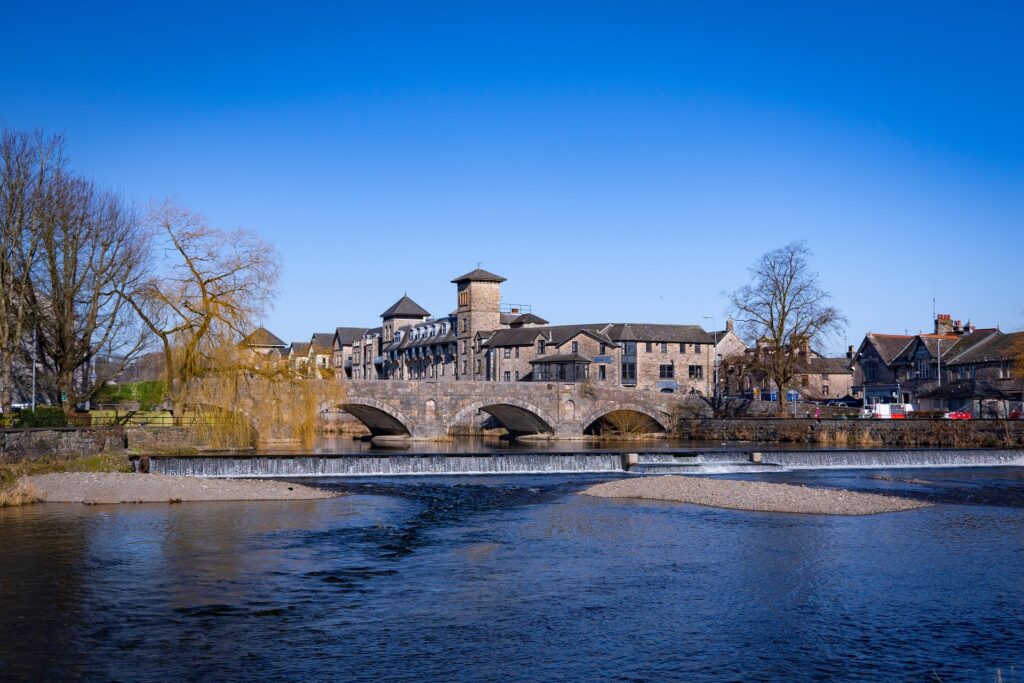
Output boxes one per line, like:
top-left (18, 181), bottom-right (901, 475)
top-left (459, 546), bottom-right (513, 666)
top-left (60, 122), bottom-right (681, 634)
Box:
top-left (727, 241), bottom-right (844, 415)
top-left (0, 130), bottom-right (63, 414)
top-left (120, 201), bottom-right (280, 415)
top-left (30, 171), bottom-right (149, 410)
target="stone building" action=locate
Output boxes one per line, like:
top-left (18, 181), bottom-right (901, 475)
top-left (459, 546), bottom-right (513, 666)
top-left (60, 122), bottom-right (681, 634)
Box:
top-left (341, 268), bottom-right (718, 394)
top-left (330, 327), bottom-right (371, 379)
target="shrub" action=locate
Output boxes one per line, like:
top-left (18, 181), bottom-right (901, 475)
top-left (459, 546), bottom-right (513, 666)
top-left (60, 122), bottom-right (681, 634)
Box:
top-left (13, 407), bottom-right (68, 428)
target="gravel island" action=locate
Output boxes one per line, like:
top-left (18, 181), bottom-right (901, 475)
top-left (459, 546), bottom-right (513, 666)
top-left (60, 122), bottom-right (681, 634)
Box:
top-left (582, 475), bottom-right (930, 515)
top-left (24, 472), bottom-right (336, 505)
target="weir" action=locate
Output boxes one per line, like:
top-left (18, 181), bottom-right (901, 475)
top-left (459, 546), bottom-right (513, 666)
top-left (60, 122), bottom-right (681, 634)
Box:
top-left (137, 448), bottom-right (1024, 477)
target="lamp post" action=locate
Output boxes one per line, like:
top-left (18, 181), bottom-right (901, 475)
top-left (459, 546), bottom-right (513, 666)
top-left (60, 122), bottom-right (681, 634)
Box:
top-left (702, 316), bottom-right (720, 400)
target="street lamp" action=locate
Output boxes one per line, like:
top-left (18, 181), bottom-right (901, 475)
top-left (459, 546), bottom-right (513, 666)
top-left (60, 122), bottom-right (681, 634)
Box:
top-left (702, 316), bottom-right (720, 400)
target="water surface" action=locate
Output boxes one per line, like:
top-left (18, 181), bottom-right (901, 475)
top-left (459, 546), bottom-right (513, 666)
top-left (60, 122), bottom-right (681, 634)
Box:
top-left (1, 468), bottom-right (1023, 681)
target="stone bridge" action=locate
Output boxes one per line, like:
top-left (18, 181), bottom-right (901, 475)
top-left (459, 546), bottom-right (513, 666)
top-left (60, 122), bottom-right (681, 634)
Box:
top-left (322, 380), bottom-right (705, 440)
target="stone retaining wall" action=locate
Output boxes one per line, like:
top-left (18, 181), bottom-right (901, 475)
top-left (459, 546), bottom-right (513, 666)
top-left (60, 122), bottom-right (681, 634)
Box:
top-left (678, 417), bottom-right (1024, 448)
top-left (0, 428), bottom-right (126, 463)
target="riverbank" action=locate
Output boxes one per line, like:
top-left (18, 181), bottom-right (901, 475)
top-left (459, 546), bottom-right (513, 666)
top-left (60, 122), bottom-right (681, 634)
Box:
top-left (581, 475), bottom-right (930, 515)
top-left (22, 472), bottom-right (336, 504)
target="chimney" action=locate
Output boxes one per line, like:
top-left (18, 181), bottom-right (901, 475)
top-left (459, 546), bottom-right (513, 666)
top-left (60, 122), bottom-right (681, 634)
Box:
top-left (846, 344), bottom-right (855, 360)
top-left (934, 313), bottom-right (953, 336)
top-left (965, 320), bottom-right (976, 334)
top-left (726, 319), bottom-right (734, 333)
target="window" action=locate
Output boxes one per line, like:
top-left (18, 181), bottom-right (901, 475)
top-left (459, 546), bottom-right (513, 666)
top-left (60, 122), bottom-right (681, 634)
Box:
top-left (571, 341), bottom-right (579, 353)
top-left (622, 362), bottom-right (637, 383)
top-left (659, 364), bottom-right (674, 379)
top-left (462, 360), bottom-right (467, 374)
top-left (599, 366), bottom-right (606, 381)
top-left (458, 290), bottom-right (469, 307)
top-left (538, 340), bottom-right (546, 354)
top-left (660, 342), bottom-right (668, 353)
top-left (679, 343), bottom-right (685, 353)
top-left (504, 348), bottom-right (511, 359)
top-left (820, 374), bottom-right (828, 382)
top-left (461, 340), bottom-right (467, 354)
top-left (600, 343), bottom-right (607, 354)
top-left (514, 370), bottom-right (520, 381)
top-left (801, 375), bottom-right (809, 388)
top-left (694, 343), bottom-right (701, 354)
top-left (504, 371), bottom-right (511, 382)
top-left (864, 361), bottom-right (878, 381)
top-left (476, 360), bottom-right (481, 374)
top-left (645, 342), bottom-right (653, 353)
top-left (461, 317), bottom-right (467, 333)
top-left (823, 385), bottom-right (830, 396)
top-left (688, 365), bottom-right (704, 380)
top-left (515, 347), bottom-right (520, 358)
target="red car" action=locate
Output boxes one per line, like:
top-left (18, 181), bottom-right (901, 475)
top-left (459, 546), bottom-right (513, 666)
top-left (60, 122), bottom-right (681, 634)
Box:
top-left (1011, 409), bottom-right (1023, 420)
top-left (944, 411), bottom-right (973, 420)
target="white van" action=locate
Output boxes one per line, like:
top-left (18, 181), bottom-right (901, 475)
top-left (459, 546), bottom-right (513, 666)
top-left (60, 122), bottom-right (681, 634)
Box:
top-left (861, 403), bottom-right (914, 420)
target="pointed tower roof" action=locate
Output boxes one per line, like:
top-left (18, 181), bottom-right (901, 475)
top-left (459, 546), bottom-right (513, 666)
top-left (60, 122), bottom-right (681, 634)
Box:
top-left (451, 268), bottom-right (506, 284)
top-left (381, 295), bottom-right (430, 320)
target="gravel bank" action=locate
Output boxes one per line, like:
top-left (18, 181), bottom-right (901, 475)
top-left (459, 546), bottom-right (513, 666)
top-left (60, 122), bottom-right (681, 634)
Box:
top-left (582, 475), bottom-right (929, 515)
top-left (24, 472), bottom-right (336, 505)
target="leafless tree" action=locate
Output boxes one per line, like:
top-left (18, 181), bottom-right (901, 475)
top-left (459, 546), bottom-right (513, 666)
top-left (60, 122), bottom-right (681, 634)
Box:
top-left (0, 130), bottom-right (64, 414)
top-left (727, 241), bottom-right (845, 415)
top-left (120, 201), bottom-right (280, 415)
top-left (30, 171), bottom-right (150, 410)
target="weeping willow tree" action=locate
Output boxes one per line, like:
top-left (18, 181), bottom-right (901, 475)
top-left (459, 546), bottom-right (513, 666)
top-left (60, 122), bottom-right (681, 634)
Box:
top-left (120, 201), bottom-right (341, 449)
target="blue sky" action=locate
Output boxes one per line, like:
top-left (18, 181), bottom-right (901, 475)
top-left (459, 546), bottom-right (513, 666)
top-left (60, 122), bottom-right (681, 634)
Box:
top-left (2, 1), bottom-right (1022, 351)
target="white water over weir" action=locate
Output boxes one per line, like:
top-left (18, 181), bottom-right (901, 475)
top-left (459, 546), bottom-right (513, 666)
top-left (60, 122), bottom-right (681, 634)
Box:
top-left (138, 449), bottom-right (1024, 477)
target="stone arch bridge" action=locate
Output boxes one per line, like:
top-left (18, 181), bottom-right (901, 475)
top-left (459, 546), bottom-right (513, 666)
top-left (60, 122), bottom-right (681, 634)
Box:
top-left (317, 380), bottom-right (704, 440)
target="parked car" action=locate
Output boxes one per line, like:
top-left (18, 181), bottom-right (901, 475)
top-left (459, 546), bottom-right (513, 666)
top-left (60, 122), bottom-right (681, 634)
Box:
top-left (1009, 409), bottom-right (1022, 420)
top-left (944, 410), bottom-right (973, 420)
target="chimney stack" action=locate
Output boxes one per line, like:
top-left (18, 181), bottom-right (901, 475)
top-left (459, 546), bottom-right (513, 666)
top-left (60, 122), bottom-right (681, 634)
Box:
top-left (934, 313), bottom-right (953, 336)
top-left (726, 318), bottom-right (734, 333)
top-left (846, 345), bottom-right (855, 360)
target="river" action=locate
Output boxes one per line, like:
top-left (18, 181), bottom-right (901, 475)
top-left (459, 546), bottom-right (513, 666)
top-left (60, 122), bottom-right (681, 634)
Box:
top-left (2, 464), bottom-right (1023, 681)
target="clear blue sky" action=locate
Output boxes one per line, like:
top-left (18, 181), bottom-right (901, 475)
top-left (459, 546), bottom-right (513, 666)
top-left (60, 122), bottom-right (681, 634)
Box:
top-left (3, 1), bottom-right (1022, 352)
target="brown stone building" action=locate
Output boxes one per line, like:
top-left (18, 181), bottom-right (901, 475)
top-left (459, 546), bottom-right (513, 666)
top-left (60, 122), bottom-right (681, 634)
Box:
top-left (342, 268), bottom-right (718, 394)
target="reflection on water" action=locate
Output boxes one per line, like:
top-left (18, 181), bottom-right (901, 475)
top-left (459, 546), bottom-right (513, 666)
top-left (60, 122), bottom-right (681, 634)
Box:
top-left (1, 468), bottom-right (1023, 681)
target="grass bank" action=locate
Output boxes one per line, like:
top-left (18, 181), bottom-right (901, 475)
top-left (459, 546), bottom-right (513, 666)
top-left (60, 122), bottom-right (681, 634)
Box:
top-left (0, 452), bottom-right (133, 507)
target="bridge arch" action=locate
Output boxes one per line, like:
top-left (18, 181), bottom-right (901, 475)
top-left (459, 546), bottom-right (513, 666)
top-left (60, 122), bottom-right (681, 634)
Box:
top-left (321, 398), bottom-right (415, 437)
top-left (580, 403), bottom-right (673, 435)
top-left (448, 398), bottom-right (555, 437)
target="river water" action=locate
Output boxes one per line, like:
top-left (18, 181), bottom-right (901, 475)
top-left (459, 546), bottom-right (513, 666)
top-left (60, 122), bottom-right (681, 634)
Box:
top-left (2, 466), bottom-right (1024, 681)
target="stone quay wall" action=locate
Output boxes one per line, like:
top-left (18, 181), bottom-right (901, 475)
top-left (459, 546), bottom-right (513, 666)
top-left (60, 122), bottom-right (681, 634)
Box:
top-left (0, 427), bottom-right (127, 464)
top-left (678, 417), bottom-right (1024, 448)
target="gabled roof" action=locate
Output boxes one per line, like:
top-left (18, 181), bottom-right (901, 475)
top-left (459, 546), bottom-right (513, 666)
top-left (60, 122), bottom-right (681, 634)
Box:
top-left (890, 334), bottom-right (959, 364)
top-left (946, 330), bottom-right (1024, 365)
top-left (918, 379), bottom-right (1015, 400)
top-left (309, 333), bottom-right (334, 354)
top-left (529, 352), bottom-right (593, 365)
top-left (241, 327), bottom-right (287, 348)
top-left (483, 324), bottom-right (616, 348)
top-left (451, 268), bottom-right (506, 284)
top-left (860, 333), bottom-right (913, 364)
top-left (289, 341), bottom-right (311, 357)
top-left (381, 295), bottom-right (430, 320)
top-left (510, 313), bottom-right (549, 326)
top-left (333, 327), bottom-right (370, 347)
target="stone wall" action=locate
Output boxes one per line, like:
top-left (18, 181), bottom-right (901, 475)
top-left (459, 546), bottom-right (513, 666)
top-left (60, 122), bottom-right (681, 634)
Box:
top-left (125, 427), bottom-right (210, 453)
top-left (0, 427), bottom-right (127, 463)
top-left (678, 417), bottom-right (1024, 448)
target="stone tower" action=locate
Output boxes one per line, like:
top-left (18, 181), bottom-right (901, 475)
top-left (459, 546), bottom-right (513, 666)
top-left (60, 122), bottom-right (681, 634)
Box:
top-left (451, 268), bottom-right (505, 379)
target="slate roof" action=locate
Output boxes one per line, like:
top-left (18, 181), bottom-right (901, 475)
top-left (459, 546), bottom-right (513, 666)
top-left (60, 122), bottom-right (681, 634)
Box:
top-left (333, 327), bottom-right (370, 347)
top-left (309, 333), bottom-right (334, 354)
top-left (863, 333), bottom-right (913, 364)
top-left (946, 330), bottom-right (1024, 365)
top-left (942, 328), bottom-right (1001, 363)
top-left (482, 324), bottom-right (616, 348)
top-left (890, 334), bottom-right (960, 364)
top-left (241, 327), bottom-right (287, 348)
top-left (529, 353), bottom-right (593, 365)
top-left (510, 313), bottom-right (549, 326)
top-left (381, 295), bottom-right (430, 319)
top-left (918, 379), bottom-right (1015, 400)
top-left (451, 268), bottom-right (506, 283)
top-left (289, 342), bottom-right (311, 357)
top-left (499, 312), bottom-right (518, 325)
top-left (604, 323), bottom-right (714, 344)
top-left (798, 357), bottom-right (853, 375)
